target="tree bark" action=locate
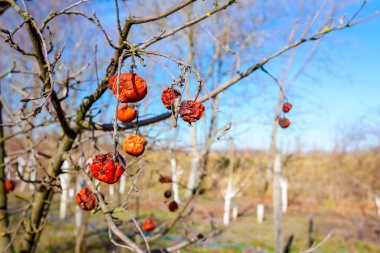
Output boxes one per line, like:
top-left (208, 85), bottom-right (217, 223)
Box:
top-left (170, 152), bottom-right (180, 204)
top-left (273, 154), bottom-right (283, 253)
top-left (0, 84), bottom-right (14, 253)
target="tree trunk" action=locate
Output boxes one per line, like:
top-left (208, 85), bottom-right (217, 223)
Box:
top-left (109, 185), bottom-right (115, 200)
top-left (28, 152), bottom-right (36, 191)
top-left (17, 157), bottom-right (26, 192)
top-left (118, 173), bottom-right (126, 205)
top-left (280, 178), bottom-right (288, 213)
top-left (59, 172), bottom-right (70, 220)
top-left (75, 213), bottom-right (88, 253)
top-left (0, 84), bottom-right (14, 253)
top-left (307, 216), bottom-right (314, 248)
top-left (186, 126), bottom-right (199, 197)
top-left (273, 154), bottom-right (283, 253)
top-left (224, 140), bottom-right (235, 226)
top-left (257, 203), bottom-right (265, 224)
top-left (375, 192), bottom-right (380, 217)
top-left (21, 136), bottom-right (75, 253)
top-left (75, 174), bottom-right (86, 253)
top-left (223, 180), bottom-right (232, 225)
top-left (264, 91), bottom-right (284, 195)
top-left (232, 204), bottom-right (238, 220)
top-left (170, 152), bottom-right (180, 204)
top-left (119, 174), bottom-right (126, 195)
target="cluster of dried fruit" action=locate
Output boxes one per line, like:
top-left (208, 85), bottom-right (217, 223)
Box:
top-left (161, 88), bottom-right (205, 123)
top-left (75, 73), bottom-right (150, 211)
top-left (109, 73), bottom-right (147, 123)
top-left (108, 73), bottom-right (148, 157)
top-left (75, 74), bottom-right (205, 212)
top-left (278, 101), bottom-right (292, 129)
top-left (76, 153), bottom-right (126, 211)
top-left (159, 175), bottom-right (179, 212)
top-left (114, 75), bottom-right (147, 157)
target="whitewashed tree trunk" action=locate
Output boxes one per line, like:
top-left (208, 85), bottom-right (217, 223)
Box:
top-left (273, 154), bottom-right (283, 253)
top-left (75, 175), bottom-right (84, 231)
top-left (59, 161), bottom-right (71, 219)
top-left (119, 173), bottom-right (126, 194)
top-left (78, 156), bottom-right (85, 169)
top-left (280, 178), bottom-right (288, 213)
top-left (109, 185), bottom-right (115, 200)
top-left (59, 174), bottom-right (70, 219)
top-left (29, 170), bottom-right (36, 190)
top-left (232, 204), bottom-right (238, 220)
top-left (170, 153), bottom-right (180, 203)
top-left (223, 178), bottom-right (233, 225)
top-left (17, 157), bottom-right (26, 191)
top-left (75, 156), bottom-right (86, 225)
top-left (186, 152), bottom-right (199, 197)
top-left (375, 193), bottom-right (380, 217)
top-left (28, 152), bottom-right (37, 190)
top-left (257, 203), bottom-right (265, 224)
top-left (4, 157), bottom-right (10, 178)
top-left (186, 125), bottom-right (199, 197)
top-left (68, 188), bottom-right (74, 198)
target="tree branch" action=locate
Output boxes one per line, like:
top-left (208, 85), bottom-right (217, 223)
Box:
top-left (131, 0), bottom-right (196, 24)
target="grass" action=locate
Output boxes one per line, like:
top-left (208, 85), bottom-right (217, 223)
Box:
top-left (5, 150), bottom-right (380, 252)
top-left (21, 192), bottom-right (379, 253)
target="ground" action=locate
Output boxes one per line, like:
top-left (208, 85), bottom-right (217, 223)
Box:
top-left (9, 192), bottom-right (378, 253)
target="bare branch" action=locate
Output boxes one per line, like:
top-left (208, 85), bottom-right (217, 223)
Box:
top-left (131, 0), bottom-right (196, 24)
top-left (41, 0), bottom-right (89, 30)
top-left (140, 0), bottom-right (237, 49)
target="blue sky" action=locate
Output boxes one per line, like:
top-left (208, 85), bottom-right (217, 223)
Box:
top-left (198, 1), bottom-right (380, 152)
top-left (282, 2), bottom-right (380, 152)
top-left (90, 0), bottom-right (380, 152)
top-left (3, 0), bottom-right (379, 153)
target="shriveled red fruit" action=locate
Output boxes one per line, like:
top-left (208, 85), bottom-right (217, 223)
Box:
top-left (164, 189), bottom-right (172, 199)
top-left (90, 153), bottom-right (126, 184)
top-left (117, 104), bottom-right (137, 123)
top-left (161, 88), bottom-right (181, 110)
top-left (122, 134), bottom-right (147, 157)
top-left (282, 102), bottom-right (292, 113)
top-left (168, 201), bottom-right (179, 212)
top-left (180, 100), bottom-right (205, 123)
top-left (278, 117), bottom-right (291, 128)
top-left (159, 176), bottom-right (172, 183)
top-left (76, 188), bottom-right (97, 211)
top-left (108, 73), bottom-right (147, 103)
top-left (5, 179), bottom-right (15, 193)
top-left (142, 219), bottom-right (156, 232)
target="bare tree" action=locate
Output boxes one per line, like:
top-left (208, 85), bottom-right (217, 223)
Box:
top-left (0, 0), bottom-right (377, 252)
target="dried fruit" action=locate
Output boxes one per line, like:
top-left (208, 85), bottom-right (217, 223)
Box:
top-left (164, 189), bottom-right (172, 199)
top-left (76, 188), bottom-right (97, 211)
top-left (117, 104), bottom-right (137, 123)
top-left (142, 219), bottom-right (156, 232)
top-left (278, 117), bottom-right (291, 128)
top-left (282, 102), bottom-right (292, 113)
top-left (5, 179), bottom-right (15, 193)
top-left (168, 201), bottom-right (179, 212)
top-left (180, 100), bottom-right (205, 123)
top-left (122, 134), bottom-right (147, 157)
top-left (159, 176), bottom-right (172, 183)
top-left (161, 88), bottom-right (181, 110)
top-left (90, 153), bottom-right (126, 184)
top-left (108, 73), bottom-right (147, 103)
